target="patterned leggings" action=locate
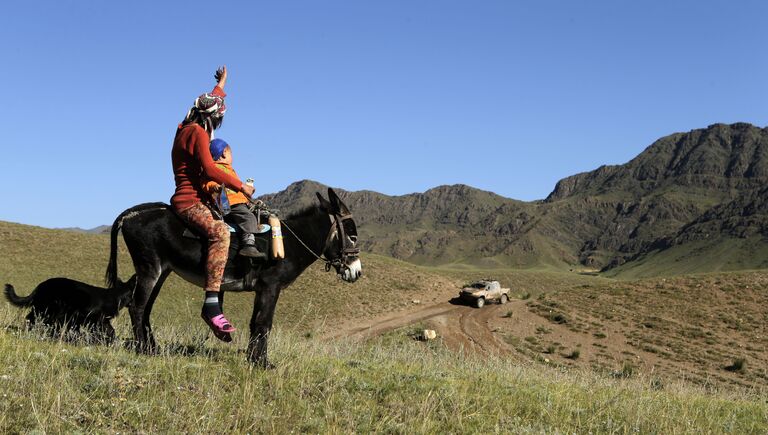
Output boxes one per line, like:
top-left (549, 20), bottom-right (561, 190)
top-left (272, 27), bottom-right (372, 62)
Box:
top-left (176, 202), bottom-right (230, 292)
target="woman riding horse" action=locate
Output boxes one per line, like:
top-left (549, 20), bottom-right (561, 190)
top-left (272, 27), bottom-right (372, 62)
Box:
top-left (171, 66), bottom-right (255, 337)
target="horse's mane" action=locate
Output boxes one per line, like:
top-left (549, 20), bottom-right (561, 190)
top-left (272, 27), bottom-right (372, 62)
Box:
top-left (285, 204), bottom-right (325, 220)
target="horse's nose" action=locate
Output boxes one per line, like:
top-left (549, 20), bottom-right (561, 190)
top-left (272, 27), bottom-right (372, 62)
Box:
top-left (356, 270), bottom-right (362, 279)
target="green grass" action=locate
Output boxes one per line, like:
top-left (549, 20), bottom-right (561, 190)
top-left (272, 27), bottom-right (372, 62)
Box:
top-left (2, 220), bottom-right (768, 432)
top-left (0, 319), bottom-right (765, 433)
top-left (0, 220), bottom-right (458, 335)
top-left (608, 238), bottom-right (768, 279)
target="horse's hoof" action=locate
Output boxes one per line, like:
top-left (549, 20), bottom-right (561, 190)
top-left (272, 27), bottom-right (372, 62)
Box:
top-left (260, 361), bottom-right (276, 370)
top-left (124, 340), bottom-right (158, 355)
top-left (250, 358), bottom-right (276, 370)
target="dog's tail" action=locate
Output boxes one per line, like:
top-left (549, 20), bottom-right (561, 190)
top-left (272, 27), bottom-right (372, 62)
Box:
top-left (4, 284), bottom-right (33, 307)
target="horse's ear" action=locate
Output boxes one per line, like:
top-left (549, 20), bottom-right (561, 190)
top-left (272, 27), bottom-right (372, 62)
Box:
top-left (316, 192), bottom-right (332, 211)
top-left (328, 188), bottom-right (351, 216)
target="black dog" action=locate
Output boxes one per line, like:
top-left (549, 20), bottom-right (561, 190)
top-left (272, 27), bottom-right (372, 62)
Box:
top-left (4, 275), bottom-right (136, 343)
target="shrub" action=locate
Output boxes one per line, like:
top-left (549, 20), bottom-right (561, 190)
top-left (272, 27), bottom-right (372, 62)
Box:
top-left (564, 349), bottom-right (580, 360)
top-left (549, 313), bottom-right (567, 324)
top-left (617, 361), bottom-right (635, 378)
top-left (724, 358), bottom-right (746, 373)
top-left (650, 377), bottom-right (664, 391)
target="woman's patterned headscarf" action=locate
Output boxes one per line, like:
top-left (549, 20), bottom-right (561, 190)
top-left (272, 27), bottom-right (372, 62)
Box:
top-left (183, 92), bottom-right (227, 138)
top-left (194, 92), bottom-right (227, 118)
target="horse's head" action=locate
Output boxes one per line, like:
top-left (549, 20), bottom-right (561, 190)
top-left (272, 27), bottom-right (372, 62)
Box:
top-left (316, 188), bottom-right (362, 283)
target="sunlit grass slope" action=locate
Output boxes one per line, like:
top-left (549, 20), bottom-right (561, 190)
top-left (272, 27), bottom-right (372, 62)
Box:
top-left (1, 220), bottom-right (767, 432)
top-left (0, 318), bottom-right (765, 433)
top-left (608, 238), bottom-right (768, 279)
top-left (0, 220), bottom-right (457, 337)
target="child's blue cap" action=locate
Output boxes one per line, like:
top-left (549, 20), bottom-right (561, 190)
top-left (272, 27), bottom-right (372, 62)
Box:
top-left (210, 138), bottom-right (229, 160)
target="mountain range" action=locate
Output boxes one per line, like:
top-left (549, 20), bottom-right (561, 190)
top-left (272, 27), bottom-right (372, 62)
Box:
top-left (55, 122), bottom-right (768, 276)
top-left (259, 122), bottom-right (768, 275)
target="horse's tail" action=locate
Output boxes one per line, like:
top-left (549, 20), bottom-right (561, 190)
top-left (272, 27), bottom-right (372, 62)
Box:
top-left (105, 203), bottom-right (169, 288)
top-left (4, 284), bottom-right (33, 307)
top-left (105, 211), bottom-right (122, 288)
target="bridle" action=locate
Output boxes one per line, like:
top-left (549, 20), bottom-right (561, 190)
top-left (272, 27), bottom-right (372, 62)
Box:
top-left (323, 211), bottom-right (361, 272)
top-left (280, 210), bottom-right (360, 274)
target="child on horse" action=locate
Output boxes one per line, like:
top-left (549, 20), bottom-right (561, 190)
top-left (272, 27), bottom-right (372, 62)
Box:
top-left (203, 138), bottom-right (264, 258)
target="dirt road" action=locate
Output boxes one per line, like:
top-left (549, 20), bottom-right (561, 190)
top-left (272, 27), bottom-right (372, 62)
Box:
top-left (327, 298), bottom-right (523, 357)
top-left (324, 275), bottom-right (768, 392)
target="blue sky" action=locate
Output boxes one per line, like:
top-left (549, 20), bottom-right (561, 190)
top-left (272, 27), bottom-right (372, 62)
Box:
top-left (1, 1), bottom-right (766, 228)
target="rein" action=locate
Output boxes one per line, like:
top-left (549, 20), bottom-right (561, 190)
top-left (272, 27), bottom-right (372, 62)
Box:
top-left (280, 212), bottom-right (359, 272)
top-left (280, 220), bottom-right (333, 270)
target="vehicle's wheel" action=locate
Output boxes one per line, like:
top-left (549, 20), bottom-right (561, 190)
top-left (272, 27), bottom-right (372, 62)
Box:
top-left (500, 294), bottom-right (509, 304)
top-left (475, 297), bottom-right (485, 308)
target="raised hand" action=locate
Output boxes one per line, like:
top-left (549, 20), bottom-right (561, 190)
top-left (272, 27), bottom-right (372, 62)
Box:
top-left (214, 66), bottom-right (227, 88)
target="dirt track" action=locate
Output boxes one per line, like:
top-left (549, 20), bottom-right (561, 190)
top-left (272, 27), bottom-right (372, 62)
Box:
top-left (324, 275), bottom-right (768, 392)
top-left (326, 294), bottom-right (658, 369)
top-left (327, 298), bottom-right (524, 358)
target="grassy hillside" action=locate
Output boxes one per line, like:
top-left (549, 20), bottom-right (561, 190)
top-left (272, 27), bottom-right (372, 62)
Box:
top-left (510, 272), bottom-right (768, 390)
top-left (1, 322), bottom-right (765, 433)
top-left (0, 220), bottom-right (458, 336)
top-left (260, 125), bottom-right (768, 274)
top-left (2, 221), bottom-right (767, 432)
top-left (607, 238), bottom-right (768, 279)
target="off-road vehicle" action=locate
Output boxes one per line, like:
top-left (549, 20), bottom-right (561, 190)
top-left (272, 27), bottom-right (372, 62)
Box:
top-left (458, 280), bottom-right (510, 308)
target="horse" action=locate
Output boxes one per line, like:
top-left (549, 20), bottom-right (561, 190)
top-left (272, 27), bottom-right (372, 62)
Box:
top-left (104, 188), bottom-right (361, 367)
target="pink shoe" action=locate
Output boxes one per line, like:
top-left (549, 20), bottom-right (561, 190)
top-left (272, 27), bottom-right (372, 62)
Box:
top-left (201, 313), bottom-right (236, 342)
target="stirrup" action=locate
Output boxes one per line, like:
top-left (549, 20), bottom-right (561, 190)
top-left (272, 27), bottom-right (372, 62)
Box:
top-left (239, 245), bottom-right (266, 258)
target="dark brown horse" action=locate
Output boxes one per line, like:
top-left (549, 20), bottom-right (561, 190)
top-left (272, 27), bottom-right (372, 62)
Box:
top-left (105, 188), bottom-right (361, 367)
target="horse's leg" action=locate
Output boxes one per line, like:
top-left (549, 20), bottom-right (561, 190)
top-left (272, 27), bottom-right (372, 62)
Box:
top-left (141, 269), bottom-right (171, 350)
top-left (247, 286), bottom-right (280, 368)
top-left (129, 264), bottom-right (164, 353)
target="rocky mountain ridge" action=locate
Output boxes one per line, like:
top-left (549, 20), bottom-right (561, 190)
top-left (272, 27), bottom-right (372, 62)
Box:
top-left (258, 122), bottom-right (768, 272)
top-left (60, 122), bottom-right (768, 273)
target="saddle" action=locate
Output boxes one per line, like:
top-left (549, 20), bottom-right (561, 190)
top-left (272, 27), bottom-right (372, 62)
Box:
top-left (182, 225), bottom-right (271, 255)
top-left (178, 201), bottom-right (275, 264)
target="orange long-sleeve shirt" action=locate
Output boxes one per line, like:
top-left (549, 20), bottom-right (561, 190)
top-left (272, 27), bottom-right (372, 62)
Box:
top-left (202, 162), bottom-right (250, 206)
